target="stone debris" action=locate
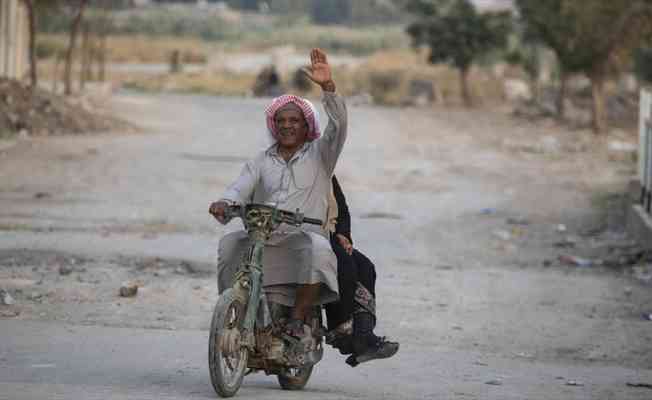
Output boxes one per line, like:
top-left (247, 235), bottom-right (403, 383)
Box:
top-left (33, 192), bottom-right (52, 199)
top-left (29, 292), bottom-right (44, 301)
top-left (506, 216), bottom-right (530, 226)
top-left (492, 229), bottom-right (512, 241)
top-left (0, 309), bottom-right (20, 317)
top-left (0, 78), bottom-right (131, 137)
top-left (565, 380), bottom-right (584, 387)
top-left (485, 379), bottom-right (503, 386)
top-left (503, 78), bottom-right (531, 102)
top-left (0, 289), bottom-right (15, 305)
top-left (58, 265), bottom-right (74, 276)
top-left (119, 283), bottom-right (139, 298)
top-left (632, 266), bottom-right (652, 284)
top-left (608, 140), bottom-right (637, 152)
top-left (480, 208), bottom-right (498, 215)
top-left (558, 255), bottom-right (593, 267)
top-left (553, 237), bottom-right (577, 248)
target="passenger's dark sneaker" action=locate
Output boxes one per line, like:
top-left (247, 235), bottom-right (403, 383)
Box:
top-left (326, 320), bottom-right (354, 355)
top-left (326, 333), bottom-right (354, 355)
top-left (345, 336), bottom-right (399, 367)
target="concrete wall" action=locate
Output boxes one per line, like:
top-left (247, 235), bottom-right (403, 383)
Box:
top-left (627, 88), bottom-right (652, 247)
top-left (640, 89), bottom-right (652, 190)
top-left (0, 0), bottom-right (29, 80)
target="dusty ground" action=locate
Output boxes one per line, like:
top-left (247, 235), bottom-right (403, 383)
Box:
top-left (1, 91), bottom-right (652, 399)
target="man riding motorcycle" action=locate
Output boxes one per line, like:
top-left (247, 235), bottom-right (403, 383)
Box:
top-left (209, 48), bottom-right (345, 338)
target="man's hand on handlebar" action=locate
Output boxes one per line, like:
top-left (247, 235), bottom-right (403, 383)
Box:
top-left (209, 201), bottom-right (229, 224)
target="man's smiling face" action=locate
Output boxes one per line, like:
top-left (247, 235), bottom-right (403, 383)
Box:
top-left (274, 104), bottom-right (308, 151)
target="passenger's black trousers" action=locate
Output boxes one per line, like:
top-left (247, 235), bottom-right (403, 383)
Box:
top-left (324, 238), bottom-right (377, 330)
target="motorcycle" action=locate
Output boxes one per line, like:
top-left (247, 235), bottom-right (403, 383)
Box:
top-left (208, 203), bottom-right (326, 397)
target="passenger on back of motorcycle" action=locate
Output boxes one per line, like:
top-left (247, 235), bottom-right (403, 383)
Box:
top-left (325, 175), bottom-right (400, 367)
top-left (209, 48), bottom-right (345, 339)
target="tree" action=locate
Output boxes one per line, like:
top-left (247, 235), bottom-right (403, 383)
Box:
top-left (516, 0), bottom-right (652, 134)
top-left (505, 40), bottom-right (543, 102)
top-left (21, 0), bottom-right (37, 88)
top-left (20, 0), bottom-right (66, 89)
top-left (406, 0), bottom-right (512, 106)
top-left (63, 0), bottom-right (88, 95)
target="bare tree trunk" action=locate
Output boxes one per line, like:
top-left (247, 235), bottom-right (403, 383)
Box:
top-left (80, 22), bottom-right (90, 90)
top-left (22, 0), bottom-right (37, 88)
top-left (460, 65), bottom-right (473, 107)
top-left (52, 53), bottom-right (62, 93)
top-left (97, 1), bottom-right (112, 82)
top-left (63, 0), bottom-right (88, 96)
top-left (556, 68), bottom-right (567, 119)
top-left (590, 73), bottom-right (608, 134)
top-left (98, 35), bottom-right (107, 82)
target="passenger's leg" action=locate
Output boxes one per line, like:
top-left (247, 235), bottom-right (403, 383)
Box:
top-left (352, 250), bottom-right (376, 297)
top-left (348, 249), bottom-right (399, 367)
top-left (325, 240), bottom-right (357, 329)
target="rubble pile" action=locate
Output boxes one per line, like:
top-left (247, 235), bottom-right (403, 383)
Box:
top-left (0, 78), bottom-right (129, 137)
top-left (512, 88), bottom-right (639, 129)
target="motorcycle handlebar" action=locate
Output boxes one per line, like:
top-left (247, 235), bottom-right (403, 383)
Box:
top-left (302, 217), bottom-right (323, 226)
top-left (224, 204), bottom-right (323, 227)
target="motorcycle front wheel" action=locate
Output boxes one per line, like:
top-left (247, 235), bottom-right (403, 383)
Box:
top-left (277, 365), bottom-right (313, 390)
top-left (209, 289), bottom-right (249, 397)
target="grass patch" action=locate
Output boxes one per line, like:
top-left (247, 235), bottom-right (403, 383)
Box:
top-left (37, 34), bottom-right (213, 64)
top-left (123, 70), bottom-right (257, 97)
top-left (590, 191), bottom-right (624, 212)
top-left (120, 49), bottom-right (507, 106)
top-left (235, 24), bottom-right (410, 56)
top-left (0, 223), bottom-right (33, 232)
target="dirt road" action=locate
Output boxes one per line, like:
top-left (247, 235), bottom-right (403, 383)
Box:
top-left (1, 91), bottom-right (651, 399)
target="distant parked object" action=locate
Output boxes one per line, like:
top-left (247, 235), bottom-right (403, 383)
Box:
top-left (0, 0), bottom-right (29, 81)
top-left (252, 65), bottom-right (283, 97)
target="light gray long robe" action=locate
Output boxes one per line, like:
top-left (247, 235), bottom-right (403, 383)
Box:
top-left (218, 92), bottom-right (347, 306)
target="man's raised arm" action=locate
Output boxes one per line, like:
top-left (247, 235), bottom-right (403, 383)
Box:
top-left (302, 48), bottom-right (347, 174)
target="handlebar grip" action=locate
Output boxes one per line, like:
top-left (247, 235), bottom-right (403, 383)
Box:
top-left (303, 217), bottom-right (323, 226)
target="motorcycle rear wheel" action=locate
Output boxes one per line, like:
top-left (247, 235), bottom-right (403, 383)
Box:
top-left (209, 290), bottom-right (249, 398)
top-left (277, 365), bottom-right (313, 390)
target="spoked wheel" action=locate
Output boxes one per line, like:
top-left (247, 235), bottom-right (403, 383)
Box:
top-left (277, 365), bottom-right (314, 390)
top-left (209, 290), bottom-right (249, 397)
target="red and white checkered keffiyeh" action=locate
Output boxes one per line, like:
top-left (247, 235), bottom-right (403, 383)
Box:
top-left (265, 94), bottom-right (321, 141)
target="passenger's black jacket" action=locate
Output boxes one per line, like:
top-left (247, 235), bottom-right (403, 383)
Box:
top-left (332, 175), bottom-right (352, 244)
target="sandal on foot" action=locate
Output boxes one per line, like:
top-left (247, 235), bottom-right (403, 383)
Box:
top-left (284, 319), bottom-right (306, 339)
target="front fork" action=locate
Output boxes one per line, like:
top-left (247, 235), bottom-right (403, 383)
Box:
top-left (233, 240), bottom-right (268, 349)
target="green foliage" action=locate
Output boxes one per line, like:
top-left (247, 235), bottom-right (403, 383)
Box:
top-left (634, 47), bottom-right (652, 84)
top-left (516, 0), bottom-right (652, 132)
top-left (405, 0), bottom-right (512, 70)
top-left (516, 0), bottom-right (652, 76)
top-left (35, 37), bottom-right (66, 59)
